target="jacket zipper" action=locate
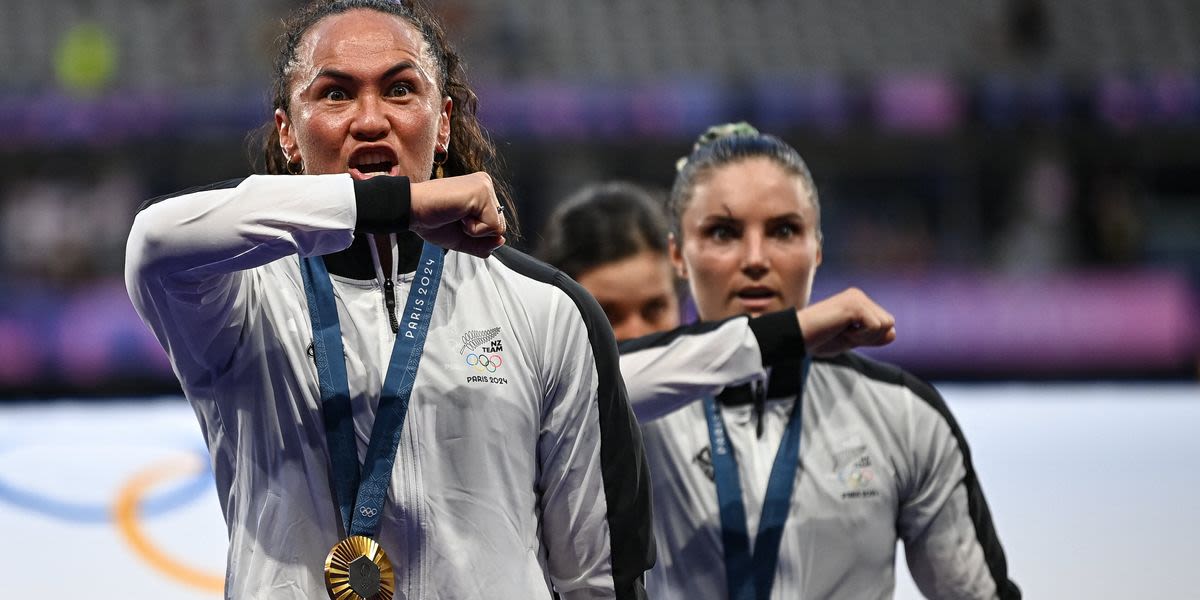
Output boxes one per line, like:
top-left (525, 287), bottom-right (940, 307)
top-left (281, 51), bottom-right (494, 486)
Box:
top-left (383, 278), bottom-right (400, 334)
top-left (754, 380), bottom-right (766, 439)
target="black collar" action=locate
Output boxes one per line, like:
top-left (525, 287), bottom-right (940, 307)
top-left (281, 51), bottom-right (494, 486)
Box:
top-left (322, 231), bottom-right (424, 280)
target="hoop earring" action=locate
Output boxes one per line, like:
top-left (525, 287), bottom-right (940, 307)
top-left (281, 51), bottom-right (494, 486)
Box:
top-left (432, 147), bottom-right (448, 179)
top-left (286, 159), bottom-right (303, 175)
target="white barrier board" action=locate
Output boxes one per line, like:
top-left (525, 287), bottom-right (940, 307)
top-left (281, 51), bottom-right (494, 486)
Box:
top-left (1, 384), bottom-right (1197, 598)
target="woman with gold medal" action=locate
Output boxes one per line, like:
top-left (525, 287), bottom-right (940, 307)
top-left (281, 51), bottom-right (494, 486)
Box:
top-left (125, 1), bottom-right (654, 598)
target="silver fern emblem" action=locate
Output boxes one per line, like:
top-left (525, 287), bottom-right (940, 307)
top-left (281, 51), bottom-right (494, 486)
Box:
top-left (459, 327), bottom-right (501, 354)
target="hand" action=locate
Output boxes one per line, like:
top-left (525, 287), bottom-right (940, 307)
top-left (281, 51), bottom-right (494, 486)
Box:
top-left (796, 288), bottom-right (896, 357)
top-left (409, 172), bottom-right (506, 258)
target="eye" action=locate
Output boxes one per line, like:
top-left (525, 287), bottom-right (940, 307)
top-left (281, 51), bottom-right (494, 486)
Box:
top-left (599, 303), bottom-right (624, 326)
top-left (703, 223), bottom-right (739, 241)
top-left (386, 82), bottom-right (413, 97)
top-left (642, 298), bottom-right (669, 322)
top-left (323, 87), bottom-right (349, 102)
top-left (770, 222), bottom-right (800, 239)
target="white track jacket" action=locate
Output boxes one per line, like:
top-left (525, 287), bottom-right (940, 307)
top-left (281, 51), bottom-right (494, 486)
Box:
top-left (125, 174), bottom-right (654, 600)
top-left (618, 315), bottom-right (1020, 599)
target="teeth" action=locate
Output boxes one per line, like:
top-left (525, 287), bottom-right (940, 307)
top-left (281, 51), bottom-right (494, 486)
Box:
top-left (354, 150), bottom-right (391, 168)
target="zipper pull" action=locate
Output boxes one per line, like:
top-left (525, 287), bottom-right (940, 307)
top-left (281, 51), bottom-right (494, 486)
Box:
top-left (754, 380), bottom-right (766, 439)
top-left (383, 278), bottom-right (400, 334)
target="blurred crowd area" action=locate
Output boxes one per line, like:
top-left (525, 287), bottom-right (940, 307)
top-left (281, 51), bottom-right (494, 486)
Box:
top-left (5, 0), bottom-right (1197, 87)
top-left (0, 0), bottom-right (1197, 390)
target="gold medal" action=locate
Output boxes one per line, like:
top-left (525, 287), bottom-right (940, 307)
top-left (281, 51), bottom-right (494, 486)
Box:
top-left (324, 535), bottom-right (395, 600)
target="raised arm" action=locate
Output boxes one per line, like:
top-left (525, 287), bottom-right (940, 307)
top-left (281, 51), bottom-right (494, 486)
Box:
top-left (126, 174), bottom-right (370, 378)
top-left (127, 173), bottom-right (503, 281)
top-left (619, 287), bottom-right (897, 422)
top-left (125, 173), bottom-right (503, 377)
top-left (618, 311), bottom-right (799, 421)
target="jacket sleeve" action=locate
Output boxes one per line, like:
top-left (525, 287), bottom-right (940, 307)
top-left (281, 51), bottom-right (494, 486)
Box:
top-left (124, 174), bottom-right (411, 379)
top-left (536, 272), bottom-right (655, 600)
top-left (897, 380), bottom-right (1021, 600)
top-left (616, 309), bottom-right (805, 422)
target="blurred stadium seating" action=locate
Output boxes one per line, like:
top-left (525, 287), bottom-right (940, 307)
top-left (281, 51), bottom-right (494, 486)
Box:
top-left (0, 0), bottom-right (1197, 394)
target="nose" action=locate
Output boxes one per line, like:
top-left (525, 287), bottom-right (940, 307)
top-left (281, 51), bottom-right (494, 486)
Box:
top-left (350, 95), bottom-right (388, 142)
top-left (740, 231), bottom-right (769, 279)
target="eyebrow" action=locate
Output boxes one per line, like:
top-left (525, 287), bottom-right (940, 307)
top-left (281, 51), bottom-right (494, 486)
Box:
top-left (766, 212), bottom-right (805, 222)
top-left (697, 211), bottom-right (806, 225)
top-left (305, 60), bottom-right (419, 90)
top-left (711, 205), bottom-right (802, 220)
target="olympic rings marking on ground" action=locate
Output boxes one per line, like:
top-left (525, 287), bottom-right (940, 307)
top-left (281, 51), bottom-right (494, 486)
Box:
top-left (113, 452), bottom-right (225, 593)
top-left (0, 446), bottom-right (212, 524)
top-left (465, 353), bottom-right (502, 373)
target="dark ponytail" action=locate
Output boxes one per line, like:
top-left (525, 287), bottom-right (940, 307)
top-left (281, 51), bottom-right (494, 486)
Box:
top-left (538, 181), bottom-right (670, 280)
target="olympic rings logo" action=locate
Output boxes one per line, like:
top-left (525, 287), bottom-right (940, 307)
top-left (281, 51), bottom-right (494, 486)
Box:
top-left (465, 353), bottom-right (503, 373)
top-left (0, 444), bottom-right (224, 593)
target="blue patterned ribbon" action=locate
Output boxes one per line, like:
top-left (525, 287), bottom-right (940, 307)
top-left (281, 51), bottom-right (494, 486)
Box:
top-left (704, 357), bottom-right (811, 600)
top-left (300, 241), bottom-right (444, 538)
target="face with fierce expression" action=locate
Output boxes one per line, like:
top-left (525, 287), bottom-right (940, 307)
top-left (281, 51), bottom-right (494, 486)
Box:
top-left (276, 9), bottom-right (451, 182)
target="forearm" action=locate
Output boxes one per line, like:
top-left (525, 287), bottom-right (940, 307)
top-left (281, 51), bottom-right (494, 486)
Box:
top-left (617, 310), bottom-right (805, 422)
top-left (124, 173), bottom-right (412, 376)
top-left (127, 174), bottom-right (412, 281)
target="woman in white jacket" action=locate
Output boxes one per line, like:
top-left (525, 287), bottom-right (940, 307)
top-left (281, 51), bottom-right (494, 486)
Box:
top-left (547, 123), bottom-right (1020, 599)
top-left (125, 2), bottom-right (653, 598)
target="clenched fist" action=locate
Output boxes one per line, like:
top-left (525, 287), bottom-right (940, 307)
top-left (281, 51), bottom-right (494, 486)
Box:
top-left (796, 288), bottom-right (896, 357)
top-left (409, 172), bottom-right (506, 257)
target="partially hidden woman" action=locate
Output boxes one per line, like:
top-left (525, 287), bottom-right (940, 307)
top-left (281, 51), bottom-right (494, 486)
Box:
top-left (538, 181), bottom-right (681, 341)
top-left (547, 124), bottom-right (1020, 599)
top-left (124, 1), bottom-right (653, 598)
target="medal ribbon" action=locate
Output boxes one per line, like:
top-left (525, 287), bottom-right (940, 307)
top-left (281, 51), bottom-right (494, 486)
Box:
top-left (703, 357), bottom-right (811, 600)
top-left (301, 241), bottom-right (444, 538)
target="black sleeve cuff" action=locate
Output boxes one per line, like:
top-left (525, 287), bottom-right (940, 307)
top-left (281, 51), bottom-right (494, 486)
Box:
top-left (352, 176), bottom-right (411, 233)
top-left (747, 309), bottom-right (807, 366)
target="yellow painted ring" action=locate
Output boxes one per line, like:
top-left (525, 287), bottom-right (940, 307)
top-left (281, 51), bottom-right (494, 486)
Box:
top-left (112, 453), bottom-right (224, 593)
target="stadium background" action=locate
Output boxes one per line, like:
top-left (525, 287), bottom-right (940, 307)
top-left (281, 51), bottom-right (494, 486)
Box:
top-left (0, 1), bottom-right (1197, 597)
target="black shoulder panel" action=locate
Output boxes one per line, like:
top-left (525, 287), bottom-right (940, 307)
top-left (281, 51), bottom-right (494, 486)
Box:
top-left (821, 352), bottom-right (1021, 599)
top-left (491, 246), bottom-right (654, 599)
top-left (137, 177), bottom-right (247, 213)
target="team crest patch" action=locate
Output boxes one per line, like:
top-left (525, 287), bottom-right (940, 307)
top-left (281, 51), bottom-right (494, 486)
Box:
top-left (834, 446), bottom-right (879, 499)
top-left (458, 327), bottom-right (500, 354)
top-left (459, 327), bottom-right (507, 385)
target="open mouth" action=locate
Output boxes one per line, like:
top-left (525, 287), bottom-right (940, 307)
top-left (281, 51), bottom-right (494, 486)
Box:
top-left (736, 287), bottom-right (776, 300)
top-left (348, 148), bottom-right (398, 179)
top-left (735, 287), bottom-right (779, 313)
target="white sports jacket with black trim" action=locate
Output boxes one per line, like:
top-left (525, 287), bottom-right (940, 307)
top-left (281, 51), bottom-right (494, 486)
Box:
top-left (125, 174), bottom-right (654, 599)
top-left (618, 314), bottom-right (1020, 600)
